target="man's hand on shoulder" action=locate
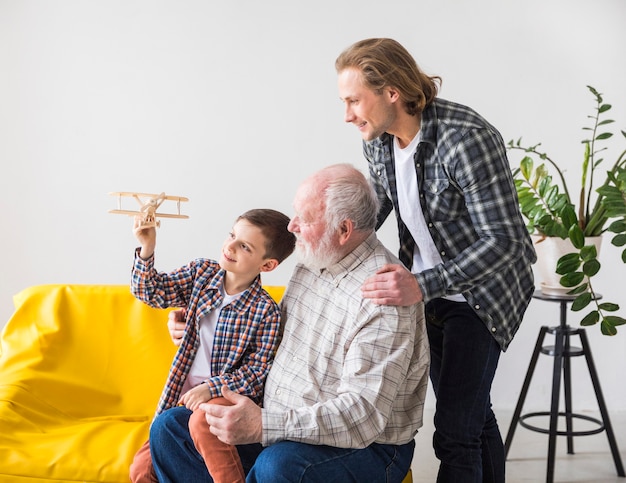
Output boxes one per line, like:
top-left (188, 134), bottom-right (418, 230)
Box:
top-left (361, 263), bottom-right (423, 306)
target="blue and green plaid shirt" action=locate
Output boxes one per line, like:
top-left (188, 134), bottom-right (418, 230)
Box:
top-left (364, 98), bottom-right (536, 351)
top-left (131, 249), bottom-right (281, 413)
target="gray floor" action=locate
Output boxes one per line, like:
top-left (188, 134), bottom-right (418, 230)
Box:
top-left (411, 409), bottom-right (626, 482)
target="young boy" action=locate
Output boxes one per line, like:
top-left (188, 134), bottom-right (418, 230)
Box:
top-left (129, 208), bottom-right (295, 483)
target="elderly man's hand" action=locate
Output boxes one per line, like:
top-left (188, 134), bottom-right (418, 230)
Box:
top-left (361, 263), bottom-right (423, 306)
top-left (199, 386), bottom-right (263, 445)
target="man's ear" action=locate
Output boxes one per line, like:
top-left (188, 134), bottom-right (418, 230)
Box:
top-left (385, 86), bottom-right (400, 103)
top-left (338, 219), bottom-right (354, 246)
top-left (260, 258), bottom-right (280, 273)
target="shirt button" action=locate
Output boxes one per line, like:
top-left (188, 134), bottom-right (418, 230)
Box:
top-left (440, 251), bottom-right (445, 256)
top-left (491, 327), bottom-right (497, 333)
top-left (475, 304), bottom-right (480, 310)
top-left (275, 389), bottom-right (281, 395)
top-left (377, 170), bottom-right (382, 176)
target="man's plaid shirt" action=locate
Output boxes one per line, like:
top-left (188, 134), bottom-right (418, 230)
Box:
top-left (363, 98), bottom-right (536, 351)
top-left (131, 249), bottom-right (281, 414)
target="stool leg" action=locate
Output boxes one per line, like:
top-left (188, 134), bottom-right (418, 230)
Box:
top-left (578, 329), bottom-right (625, 477)
top-left (546, 326), bottom-right (565, 483)
top-left (563, 330), bottom-right (574, 454)
top-left (505, 326), bottom-right (548, 458)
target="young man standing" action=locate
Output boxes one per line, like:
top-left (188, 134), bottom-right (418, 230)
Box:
top-left (336, 38), bottom-right (536, 482)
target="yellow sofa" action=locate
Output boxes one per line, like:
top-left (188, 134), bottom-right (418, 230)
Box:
top-left (0, 284), bottom-right (413, 483)
top-left (0, 284), bottom-right (285, 482)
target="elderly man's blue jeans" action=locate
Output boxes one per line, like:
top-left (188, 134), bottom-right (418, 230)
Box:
top-left (426, 298), bottom-right (505, 483)
top-left (149, 405), bottom-right (415, 482)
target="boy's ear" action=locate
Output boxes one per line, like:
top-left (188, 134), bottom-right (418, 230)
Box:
top-left (260, 258), bottom-right (280, 273)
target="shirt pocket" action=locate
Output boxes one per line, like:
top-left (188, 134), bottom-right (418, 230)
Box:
top-left (423, 177), bottom-right (466, 220)
top-left (424, 177), bottom-right (449, 195)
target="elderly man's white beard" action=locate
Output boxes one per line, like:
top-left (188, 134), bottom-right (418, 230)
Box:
top-left (295, 230), bottom-right (342, 271)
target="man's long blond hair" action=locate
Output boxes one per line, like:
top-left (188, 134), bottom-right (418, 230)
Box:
top-left (335, 38), bottom-right (441, 116)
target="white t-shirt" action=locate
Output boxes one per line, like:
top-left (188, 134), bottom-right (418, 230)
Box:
top-left (181, 288), bottom-right (243, 393)
top-left (394, 133), bottom-right (465, 303)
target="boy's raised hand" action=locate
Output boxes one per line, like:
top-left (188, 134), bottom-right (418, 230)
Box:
top-left (133, 215), bottom-right (156, 260)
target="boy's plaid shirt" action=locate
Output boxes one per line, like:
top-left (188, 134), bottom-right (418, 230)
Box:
top-left (131, 250), bottom-right (281, 414)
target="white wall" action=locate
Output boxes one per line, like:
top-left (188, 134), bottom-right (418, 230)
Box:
top-left (1, 0), bottom-right (625, 412)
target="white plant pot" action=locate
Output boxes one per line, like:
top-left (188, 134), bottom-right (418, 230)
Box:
top-left (531, 235), bottom-right (603, 296)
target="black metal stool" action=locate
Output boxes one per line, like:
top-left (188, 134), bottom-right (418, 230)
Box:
top-left (504, 290), bottom-right (625, 483)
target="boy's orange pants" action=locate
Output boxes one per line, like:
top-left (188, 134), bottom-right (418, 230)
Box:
top-left (129, 398), bottom-right (245, 483)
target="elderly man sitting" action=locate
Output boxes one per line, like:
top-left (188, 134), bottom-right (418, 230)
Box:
top-left (153, 164), bottom-right (430, 482)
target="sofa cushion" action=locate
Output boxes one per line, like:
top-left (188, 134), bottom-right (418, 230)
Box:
top-left (0, 284), bottom-right (177, 482)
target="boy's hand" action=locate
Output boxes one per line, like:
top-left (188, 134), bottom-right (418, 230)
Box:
top-left (133, 215), bottom-right (156, 259)
top-left (179, 383), bottom-right (211, 411)
top-left (168, 309), bottom-right (186, 346)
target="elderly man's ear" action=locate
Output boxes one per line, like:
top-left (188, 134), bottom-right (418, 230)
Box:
top-left (338, 219), bottom-right (354, 246)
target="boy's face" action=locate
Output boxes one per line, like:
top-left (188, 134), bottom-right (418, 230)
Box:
top-left (219, 219), bottom-right (273, 277)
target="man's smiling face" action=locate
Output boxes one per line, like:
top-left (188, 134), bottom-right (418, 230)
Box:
top-left (338, 67), bottom-right (399, 142)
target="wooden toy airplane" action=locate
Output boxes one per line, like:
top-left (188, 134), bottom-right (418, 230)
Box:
top-left (109, 191), bottom-right (189, 228)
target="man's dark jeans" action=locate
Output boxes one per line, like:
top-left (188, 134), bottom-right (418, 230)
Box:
top-left (426, 298), bottom-right (505, 483)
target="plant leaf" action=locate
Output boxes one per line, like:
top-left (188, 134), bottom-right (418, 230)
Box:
top-left (611, 234), bottom-right (626, 247)
top-left (571, 292), bottom-right (593, 310)
top-left (605, 315), bottom-right (626, 326)
top-left (556, 253), bottom-right (581, 274)
top-left (608, 220), bottom-right (626, 233)
top-left (580, 244), bottom-right (598, 261)
top-left (568, 283), bottom-right (589, 294)
top-left (596, 132), bottom-right (613, 140)
top-left (560, 272), bottom-right (585, 287)
top-left (598, 302), bottom-right (620, 312)
top-left (520, 156), bottom-right (533, 180)
top-left (568, 224), bottom-right (585, 248)
top-left (580, 311), bottom-right (600, 326)
top-left (582, 259), bottom-right (600, 276)
top-left (601, 320), bottom-right (618, 336)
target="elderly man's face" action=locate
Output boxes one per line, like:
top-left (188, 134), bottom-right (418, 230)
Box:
top-left (288, 179), bottom-right (342, 270)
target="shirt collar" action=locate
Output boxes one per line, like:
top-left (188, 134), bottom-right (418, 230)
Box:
top-left (417, 99), bottom-right (437, 145)
top-left (206, 269), bottom-right (264, 312)
top-left (323, 232), bottom-right (378, 281)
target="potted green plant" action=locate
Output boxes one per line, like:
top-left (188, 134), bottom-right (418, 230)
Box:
top-left (508, 85), bottom-right (626, 335)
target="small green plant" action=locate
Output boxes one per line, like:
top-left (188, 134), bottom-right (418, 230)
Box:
top-left (509, 86), bottom-right (626, 335)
